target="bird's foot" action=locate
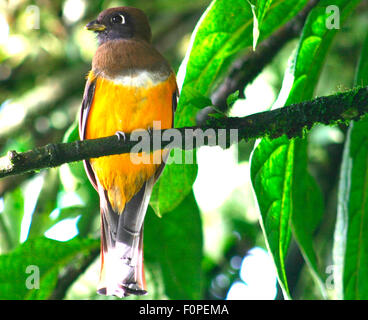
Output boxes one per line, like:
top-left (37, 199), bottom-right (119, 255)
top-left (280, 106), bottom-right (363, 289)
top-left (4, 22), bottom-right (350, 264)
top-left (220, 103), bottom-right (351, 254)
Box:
top-left (115, 131), bottom-right (126, 142)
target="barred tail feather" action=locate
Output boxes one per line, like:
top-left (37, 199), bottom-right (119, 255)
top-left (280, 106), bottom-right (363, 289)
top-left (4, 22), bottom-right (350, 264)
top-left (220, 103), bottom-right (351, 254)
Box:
top-left (97, 177), bottom-right (154, 297)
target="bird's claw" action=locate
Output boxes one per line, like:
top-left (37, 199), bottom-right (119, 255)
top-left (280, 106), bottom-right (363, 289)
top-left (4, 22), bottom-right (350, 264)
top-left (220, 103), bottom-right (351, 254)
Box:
top-left (115, 131), bottom-right (126, 142)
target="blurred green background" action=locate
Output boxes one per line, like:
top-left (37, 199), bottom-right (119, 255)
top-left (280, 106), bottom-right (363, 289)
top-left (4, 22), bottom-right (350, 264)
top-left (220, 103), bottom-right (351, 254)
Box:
top-left (0, 0), bottom-right (367, 300)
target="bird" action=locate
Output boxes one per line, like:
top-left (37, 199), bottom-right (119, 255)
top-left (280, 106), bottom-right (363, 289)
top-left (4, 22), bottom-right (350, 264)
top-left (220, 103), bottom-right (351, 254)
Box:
top-left (79, 6), bottom-right (177, 297)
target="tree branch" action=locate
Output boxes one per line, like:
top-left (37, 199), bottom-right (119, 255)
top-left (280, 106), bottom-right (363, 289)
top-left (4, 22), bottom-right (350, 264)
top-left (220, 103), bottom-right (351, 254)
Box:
top-left (0, 86), bottom-right (367, 179)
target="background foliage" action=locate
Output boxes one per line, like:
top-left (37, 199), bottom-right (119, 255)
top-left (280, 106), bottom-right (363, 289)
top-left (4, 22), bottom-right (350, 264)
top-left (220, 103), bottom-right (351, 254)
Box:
top-left (0, 0), bottom-right (367, 300)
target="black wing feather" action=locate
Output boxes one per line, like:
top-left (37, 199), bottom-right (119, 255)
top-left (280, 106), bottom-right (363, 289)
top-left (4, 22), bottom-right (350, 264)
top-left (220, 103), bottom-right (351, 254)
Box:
top-left (79, 78), bottom-right (98, 190)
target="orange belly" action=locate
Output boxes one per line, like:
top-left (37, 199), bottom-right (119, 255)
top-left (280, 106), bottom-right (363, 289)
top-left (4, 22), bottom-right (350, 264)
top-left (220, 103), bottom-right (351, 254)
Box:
top-left (85, 71), bottom-right (176, 212)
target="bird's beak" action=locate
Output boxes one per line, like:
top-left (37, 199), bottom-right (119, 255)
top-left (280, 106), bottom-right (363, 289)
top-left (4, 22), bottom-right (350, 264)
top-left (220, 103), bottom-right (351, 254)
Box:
top-left (85, 20), bottom-right (106, 32)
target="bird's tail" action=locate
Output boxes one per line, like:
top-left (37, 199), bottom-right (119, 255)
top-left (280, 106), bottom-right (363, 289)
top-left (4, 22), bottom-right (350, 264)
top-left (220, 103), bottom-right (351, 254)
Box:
top-left (96, 178), bottom-right (154, 298)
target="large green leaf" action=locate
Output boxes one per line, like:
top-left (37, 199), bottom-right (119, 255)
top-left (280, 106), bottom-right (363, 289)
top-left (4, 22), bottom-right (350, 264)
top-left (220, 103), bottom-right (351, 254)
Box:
top-left (334, 32), bottom-right (368, 300)
top-left (176, 0), bottom-right (308, 127)
top-left (250, 0), bottom-right (360, 298)
top-left (145, 190), bottom-right (203, 299)
top-left (291, 139), bottom-right (326, 297)
top-left (0, 237), bottom-right (99, 299)
top-left (150, 149), bottom-right (197, 216)
top-left (152, 0), bottom-right (308, 216)
top-left (251, 135), bottom-right (293, 297)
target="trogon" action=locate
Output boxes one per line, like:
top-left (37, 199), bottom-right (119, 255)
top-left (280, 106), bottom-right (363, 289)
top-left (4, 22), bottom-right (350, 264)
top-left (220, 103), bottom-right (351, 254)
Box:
top-left (79, 7), bottom-right (177, 297)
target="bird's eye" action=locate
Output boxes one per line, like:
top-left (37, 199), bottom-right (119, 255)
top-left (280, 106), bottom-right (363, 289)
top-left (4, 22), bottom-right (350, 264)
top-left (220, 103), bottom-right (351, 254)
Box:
top-left (111, 14), bottom-right (125, 24)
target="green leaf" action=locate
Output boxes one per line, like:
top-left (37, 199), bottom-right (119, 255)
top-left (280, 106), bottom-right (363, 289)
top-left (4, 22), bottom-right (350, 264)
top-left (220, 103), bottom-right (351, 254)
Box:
top-left (1, 188), bottom-right (24, 250)
top-left (248, 1), bottom-right (260, 50)
top-left (62, 119), bottom-right (79, 144)
top-left (0, 237), bottom-right (99, 299)
top-left (248, 0), bottom-right (274, 49)
top-left (62, 120), bottom-right (91, 184)
top-left (154, 0), bottom-right (308, 216)
top-left (176, 0), bottom-right (308, 127)
top-left (226, 90), bottom-right (240, 109)
top-left (250, 135), bottom-right (293, 297)
top-left (181, 88), bottom-right (212, 110)
top-left (291, 139), bottom-right (326, 297)
top-left (334, 32), bottom-right (368, 300)
top-left (145, 190), bottom-right (203, 299)
top-left (61, 120), bottom-right (89, 189)
top-left (355, 33), bottom-right (368, 89)
top-left (250, 0), bottom-right (360, 299)
top-left (255, 0), bottom-right (274, 26)
top-left (150, 150), bottom-right (197, 216)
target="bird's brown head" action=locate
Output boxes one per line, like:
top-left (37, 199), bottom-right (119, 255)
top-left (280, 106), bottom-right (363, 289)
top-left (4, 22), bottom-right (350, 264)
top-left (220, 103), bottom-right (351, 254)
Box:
top-left (85, 7), bottom-right (152, 45)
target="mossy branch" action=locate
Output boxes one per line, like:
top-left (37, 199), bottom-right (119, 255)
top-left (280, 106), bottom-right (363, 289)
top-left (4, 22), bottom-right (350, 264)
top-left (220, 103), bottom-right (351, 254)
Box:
top-left (0, 86), bottom-right (367, 179)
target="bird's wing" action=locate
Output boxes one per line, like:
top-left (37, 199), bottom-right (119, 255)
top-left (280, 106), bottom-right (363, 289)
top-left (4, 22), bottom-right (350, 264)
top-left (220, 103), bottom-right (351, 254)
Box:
top-left (79, 76), bottom-right (98, 190)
